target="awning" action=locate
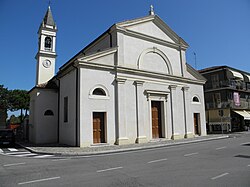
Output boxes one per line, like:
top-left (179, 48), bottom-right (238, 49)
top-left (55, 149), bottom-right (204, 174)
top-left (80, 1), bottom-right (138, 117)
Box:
top-left (243, 74), bottom-right (250, 82)
top-left (227, 69), bottom-right (243, 80)
top-left (233, 110), bottom-right (250, 120)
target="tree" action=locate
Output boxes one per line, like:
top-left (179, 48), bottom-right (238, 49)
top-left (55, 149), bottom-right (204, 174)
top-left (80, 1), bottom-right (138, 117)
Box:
top-left (9, 114), bottom-right (21, 124)
top-left (0, 85), bottom-right (9, 110)
top-left (9, 89), bottom-right (30, 122)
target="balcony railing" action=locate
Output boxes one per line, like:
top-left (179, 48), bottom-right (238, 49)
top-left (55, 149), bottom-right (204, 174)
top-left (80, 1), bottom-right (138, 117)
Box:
top-left (206, 100), bottom-right (250, 110)
top-left (205, 80), bottom-right (249, 91)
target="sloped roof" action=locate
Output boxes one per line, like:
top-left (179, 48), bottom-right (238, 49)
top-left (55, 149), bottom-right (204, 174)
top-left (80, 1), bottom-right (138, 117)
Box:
top-left (187, 64), bottom-right (206, 81)
top-left (199, 65), bottom-right (250, 76)
top-left (59, 14), bottom-right (188, 72)
top-left (29, 80), bottom-right (58, 94)
top-left (36, 81), bottom-right (58, 89)
top-left (43, 6), bottom-right (56, 26)
top-left (198, 66), bottom-right (227, 73)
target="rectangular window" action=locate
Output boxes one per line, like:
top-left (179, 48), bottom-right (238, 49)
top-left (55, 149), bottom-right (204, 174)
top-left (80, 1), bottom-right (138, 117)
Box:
top-left (64, 97), bottom-right (68, 122)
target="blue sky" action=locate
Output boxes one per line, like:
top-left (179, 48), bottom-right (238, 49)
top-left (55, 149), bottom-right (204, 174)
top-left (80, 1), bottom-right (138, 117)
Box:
top-left (0, 0), bottom-right (250, 90)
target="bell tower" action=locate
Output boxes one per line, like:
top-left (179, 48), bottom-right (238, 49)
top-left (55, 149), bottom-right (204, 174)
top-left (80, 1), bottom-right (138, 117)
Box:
top-left (36, 6), bottom-right (57, 85)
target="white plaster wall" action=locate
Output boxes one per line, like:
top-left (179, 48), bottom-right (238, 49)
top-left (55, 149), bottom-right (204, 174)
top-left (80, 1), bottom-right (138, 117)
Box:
top-left (188, 84), bottom-right (207, 136)
top-left (128, 21), bottom-right (175, 43)
top-left (59, 70), bottom-right (76, 146)
top-left (84, 34), bottom-right (111, 55)
top-left (119, 77), bottom-right (189, 141)
top-left (140, 52), bottom-right (169, 74)
top-left (79, 68), bottom-right (115, 147)
top-left (123, 80), bottom-right (137, 142)
top-left (119, 33), bottom-right (182, 76)
top-left (52, 19), bottom-right (206, 147)
top-left (88, 53), bottom-right (115, 66)
top-left (29, 89), bottom-right (58, 144)
top-left (36, 56), bottom-right (55, 84)
top-left (173, 86), bottom-right (186, 137)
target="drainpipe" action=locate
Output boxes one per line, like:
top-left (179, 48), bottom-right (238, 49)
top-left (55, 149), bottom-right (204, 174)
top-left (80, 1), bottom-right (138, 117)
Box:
top-left (182, 87), bottom-right (188, 137)
top-left (73, 64), bottom-right (79, 147)
top-left (56, 77), bottom-right (60, 143)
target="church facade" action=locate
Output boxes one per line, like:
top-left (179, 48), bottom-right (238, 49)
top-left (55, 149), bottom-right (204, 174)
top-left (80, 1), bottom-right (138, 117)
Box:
top-left (29, 6), bottom-right (207, 147)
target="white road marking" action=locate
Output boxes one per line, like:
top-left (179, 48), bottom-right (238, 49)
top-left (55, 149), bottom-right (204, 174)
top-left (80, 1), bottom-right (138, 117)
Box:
top-left (184, 152), bottom-right (199, 157)
top-left (215, 146), bottom-right (226, 150)
top-left (18, 176), bottom-right (61, 185)
top-left (148, 158), bottom-right (168, 164)
top-left (97, 166), bottom-right (123, 173)
top-left (211, 172), bottom-right (229, 180)
top-left (4, 162), bottom-right (26, 167)
top-left (15, 153), bottom-right (38, 157)
top-left (241, 142), bottom-right (250, 145)
top-left (5, 151), bottom-right (30, 155)
top-left (0, 149), bottom-right (3, 153)
top-left (248, 165), bottom-right (250, 167)
top-left (33, 155), bottom-right (54, 158)
top-left (52, 158), bottom-right (71, 162)
top-left (8, 148), bottom-right (18, 152)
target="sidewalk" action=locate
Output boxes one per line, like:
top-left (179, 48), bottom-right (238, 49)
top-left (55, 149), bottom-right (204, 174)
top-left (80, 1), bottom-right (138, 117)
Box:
top-left (17, 134), bottom-right (231, 157)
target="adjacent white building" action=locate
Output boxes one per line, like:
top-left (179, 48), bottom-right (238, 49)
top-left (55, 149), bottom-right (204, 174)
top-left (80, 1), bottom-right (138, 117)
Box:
top-left (29, 6), bottom-right (207, 147)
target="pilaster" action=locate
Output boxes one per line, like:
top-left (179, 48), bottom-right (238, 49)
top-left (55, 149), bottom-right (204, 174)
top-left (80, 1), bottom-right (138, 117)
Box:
top-left (134, 81), bottom-right (147, 144)
top-left (115, 78), bottom-right (129, 145)
top-left (182, 86), bottom-right (194, 138)
top-left (169, 85), bottom-right (181, 140)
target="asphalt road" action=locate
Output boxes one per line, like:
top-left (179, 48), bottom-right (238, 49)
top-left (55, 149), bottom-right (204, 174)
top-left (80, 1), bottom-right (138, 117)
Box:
top-left (1, 133), bottom-right (250, 187)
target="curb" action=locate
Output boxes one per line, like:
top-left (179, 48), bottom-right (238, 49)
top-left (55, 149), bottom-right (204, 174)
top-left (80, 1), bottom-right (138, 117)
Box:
top-left (17, 135), bottom-right (229, 157)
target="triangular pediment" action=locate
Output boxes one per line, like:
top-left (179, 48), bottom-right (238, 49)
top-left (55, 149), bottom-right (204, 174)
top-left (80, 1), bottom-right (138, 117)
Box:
top-left (116, 15), bottom-right (188, 47)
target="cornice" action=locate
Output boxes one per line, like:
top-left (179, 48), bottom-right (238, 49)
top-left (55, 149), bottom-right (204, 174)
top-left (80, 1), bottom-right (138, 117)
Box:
top-left (35, 51), bottom-right (57, 59)
top-left (78, 47), bottom-right (117, 62)
top-left (115, 26), bottom-right (188, 50)
top-left (38, 25), bottom-right (57, 34)
top-left (72, 61), bottom-right (206, 85)
top-left (116, 66), bottom-right (205, 85)
top-left (116, 15), bottom-right (155, 27)
top-left (77, 61), bottom-right (115, 72)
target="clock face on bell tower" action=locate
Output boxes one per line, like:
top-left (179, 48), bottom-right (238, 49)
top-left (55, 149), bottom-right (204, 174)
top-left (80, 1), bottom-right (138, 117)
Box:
top-left (36, 6), bottom-right (57, 85)
top-left (42, 59), bottom-right (51, 68)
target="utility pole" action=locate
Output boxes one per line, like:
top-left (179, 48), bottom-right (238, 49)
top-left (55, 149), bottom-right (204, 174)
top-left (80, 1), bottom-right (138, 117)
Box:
top-left (219, 109), bottom-right (224, 134)
top-left (193, 52), bottom-right (197, 69)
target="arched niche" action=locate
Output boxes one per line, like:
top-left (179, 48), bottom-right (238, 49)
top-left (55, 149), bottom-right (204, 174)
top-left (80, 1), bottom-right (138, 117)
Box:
top-left (137, 47), bottom-right (173, 75)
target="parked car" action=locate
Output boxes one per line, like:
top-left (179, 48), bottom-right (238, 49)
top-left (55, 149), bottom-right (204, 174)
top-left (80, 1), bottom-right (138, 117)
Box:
top-left (0, 129), bottom-right (15, 146)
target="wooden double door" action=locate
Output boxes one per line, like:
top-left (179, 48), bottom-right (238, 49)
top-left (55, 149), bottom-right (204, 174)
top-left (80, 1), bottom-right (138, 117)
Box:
top-left (151, 101), bottom-right (163, 139)
top-left (93, 112), bottom-right (105, 143)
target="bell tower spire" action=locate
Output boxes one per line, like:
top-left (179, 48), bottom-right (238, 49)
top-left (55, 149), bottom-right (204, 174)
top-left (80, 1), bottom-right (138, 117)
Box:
top-left (35, 6), bottom-right (57, 85)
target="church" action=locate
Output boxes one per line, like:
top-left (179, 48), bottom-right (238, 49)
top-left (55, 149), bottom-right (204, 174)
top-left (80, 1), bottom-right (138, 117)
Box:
top-left (29, 6), bottom-right (207, 147)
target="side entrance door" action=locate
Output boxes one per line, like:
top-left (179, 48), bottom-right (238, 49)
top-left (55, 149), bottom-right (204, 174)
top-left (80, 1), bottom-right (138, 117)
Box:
top-left (93, 112), bottom-right (105, 143)
top-left (194, 113), bottom-right (200, 135)
top-left (151, 101), bottom-right (162, 138)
